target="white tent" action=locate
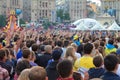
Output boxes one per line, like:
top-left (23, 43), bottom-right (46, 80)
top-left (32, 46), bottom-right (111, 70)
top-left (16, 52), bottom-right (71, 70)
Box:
top-left (72, 18), bottom-right (103, 30)
top-left (108, 21), bottom-right (120, 30)
top-left (91, 23), bottom-right (105, 30)
top-left (74, 21), bottom-right (89, 30)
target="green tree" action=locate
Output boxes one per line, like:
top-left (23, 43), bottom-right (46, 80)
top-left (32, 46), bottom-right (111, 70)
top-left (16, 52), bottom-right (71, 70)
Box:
top-left (20, 19), bottom-right (25, 24)
top-left (56, 9), bottom-right (64, 22)
top-left (19, 19), bottom-right (26, 27)
top-left (63, 12), bottom-right (70, 20)
top-left (42, 21), bottom-right (51, 29)
top-left (0, 15), bottom-right (6, 27)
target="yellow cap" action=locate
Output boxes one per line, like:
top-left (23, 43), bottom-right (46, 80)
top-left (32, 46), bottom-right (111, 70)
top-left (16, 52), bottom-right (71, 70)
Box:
top-left (74, 35), bottom-right (78, 40)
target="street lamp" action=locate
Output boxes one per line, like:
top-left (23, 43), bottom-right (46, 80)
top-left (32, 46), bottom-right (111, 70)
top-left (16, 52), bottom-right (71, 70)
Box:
top-left (15, 8), bottom-right (22, 27)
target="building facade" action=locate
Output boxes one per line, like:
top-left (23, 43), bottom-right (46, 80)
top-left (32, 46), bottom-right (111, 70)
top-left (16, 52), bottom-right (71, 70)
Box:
top-left (22, 0), bottom-right (31, 22)
top-left (57, 0), bottom-right (87, 22)
top-left (6, 0), bottom-right (23, 17)
top-left (68, 0), bottom-right (87, 21)
top-left (0, 0), bottom-right (7, 15)
top-left (101, 0), bottom-right (120, 23)
top-left (31, 0), bottom-right (56, 22)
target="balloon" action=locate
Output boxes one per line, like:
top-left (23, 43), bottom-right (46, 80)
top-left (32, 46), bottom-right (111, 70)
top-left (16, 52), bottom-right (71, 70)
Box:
top-left (16, 9), bottom-right (22, 15)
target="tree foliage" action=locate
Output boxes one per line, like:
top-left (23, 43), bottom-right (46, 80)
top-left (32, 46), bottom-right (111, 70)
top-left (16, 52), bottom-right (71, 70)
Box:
top-left (56, 9), bottom-right (70, 22)
top-left (63, 12), bottom-right (70, 20)
top-left (0, 15), bottom-right (6, 27)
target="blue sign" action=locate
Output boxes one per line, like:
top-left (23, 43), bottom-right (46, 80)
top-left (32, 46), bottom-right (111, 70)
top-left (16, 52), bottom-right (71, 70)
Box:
top-left (16, 9), bottom-right (22, 15)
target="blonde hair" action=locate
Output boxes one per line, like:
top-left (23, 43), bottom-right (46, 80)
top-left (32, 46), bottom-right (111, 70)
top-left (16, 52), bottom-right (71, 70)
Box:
top-left (71, 43), bottom-right (78, 50)
top-left (65, 46), bottom-right (77, 62)
top-left (18, 69), bottom-right (30, 80)
top-left (44, 45), bottom-right (52, 53)
top-left (29, 66), bottom-right (47, 80)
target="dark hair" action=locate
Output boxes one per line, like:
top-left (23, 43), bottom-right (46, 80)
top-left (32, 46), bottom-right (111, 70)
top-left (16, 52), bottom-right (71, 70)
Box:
top-left (0, 49), bottom-right (6, 60)
top-left (63, 40), bottom-right (69, 47)
top-left (32, 44), bottom-right (38, 51)
top-left (104, 54), bottom-right (119, 71)
top-left (116, 37), bottom-right (120, 42)
top-left (56, 40), bottom-right (63, 47)
top-left (20, 43), bottom-right (24, 49)
top-left (101, 38), bottom-right (106, 42)
top-left (94, 42), bottom-right (99, 49)
top-left (29, 66), bottom-right (47, 80)
top-left (77, 44), bottom-right (84, 55)
top-left (100, 41), bottom-right (105, 47)
top-left (9, 49), bottom-right (15, 57)
top-left (73, 72), bottom-right (82, 80)
top-left (83, 43), bottom-right (93, 54)
top-left (40, 45), bottom-right (45, 51)
top-left (83, 38), bottom-right (89, 43)
top-left (14, 37), bottom-right (20, 42)
top-left (114, 44), bottom-right (118, 49)
top-left (57, 60), bottom-right (73, 78)
top-left (26, 40), bottom-right (31, 48)
top-left (4, 48), bottom-right (9, 58)
top-left (16, 60), bottom-right (31, 75)
top-left (22, 49), bottom-right (31, 58)
top-left (108, 39), bottom-right (114, 45)
top-left (93, 56), bottom-right (103, 67)
top-left (31, 40), bottom-right (36, 45)
top-left (52, 49), bottom-right (62, 61)
top-left (98, 46), bottom-right (104, 56)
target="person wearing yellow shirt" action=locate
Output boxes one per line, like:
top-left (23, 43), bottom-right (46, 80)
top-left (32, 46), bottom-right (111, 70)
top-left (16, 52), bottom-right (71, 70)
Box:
top-left (74, 43), bottom-right (95, 71)
top-left (105, 39), bottom-right (117, 55)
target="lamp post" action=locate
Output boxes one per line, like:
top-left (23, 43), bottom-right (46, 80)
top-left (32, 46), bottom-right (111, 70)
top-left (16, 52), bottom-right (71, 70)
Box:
top-left (15, 8), bottom-right (22, 27)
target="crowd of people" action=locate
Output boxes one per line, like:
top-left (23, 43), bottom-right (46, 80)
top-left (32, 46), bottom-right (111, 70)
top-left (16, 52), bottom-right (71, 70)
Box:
top-left (1, 28), bottom-right (120, 80)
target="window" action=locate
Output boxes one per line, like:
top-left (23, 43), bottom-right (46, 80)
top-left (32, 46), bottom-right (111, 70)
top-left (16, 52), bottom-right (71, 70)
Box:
top-left (39, 13), bottom-right (41, 16)
top-left (35, 13), bottom-right (37, 16)
top-left (46, 10), bottom-right (47, 16)
top-left (43, 10), bottom-right (44, 16)
top-left (46, 2), bottom-right (47, 7)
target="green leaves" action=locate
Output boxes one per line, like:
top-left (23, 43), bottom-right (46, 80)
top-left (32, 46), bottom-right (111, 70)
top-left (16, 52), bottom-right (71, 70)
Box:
top-left (56, 9), bottom-right (70, 22)
top-left (0, 15), bottom-right (6, 27)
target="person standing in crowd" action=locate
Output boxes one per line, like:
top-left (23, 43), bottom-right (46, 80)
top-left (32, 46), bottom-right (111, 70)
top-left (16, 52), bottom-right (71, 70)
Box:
top-left (64, 46), bottom-right (77, 64)
top-left (14, 60), bottom-right (31, 80)
top-left (17, 49), bottom-right (31, 63)
top-left (73, 35), bottom-right (80, 46)
top-left (57, 60), bottom-right (74, 80)
top-left (37, 45), bottom-right (52, 68)
top-left (61, 40), bottom-right (69, 58)
top-left (29, 66), bottom-right (48, 80)
top-left (71, 43), bottom-right (81, 58)
top-left (88, 55), bottom-right (105, 79)
top-left (29, 51), bottom-right (38, 66)
top-left (18, 69), bottom-right (30, 80)
top-left (16, 43), bottom-right (25, 59)
top-left (0, 49), bottom-right (12, 75)
top-left (31, 43), bottom-right (39, 66)
top-left (101, 54), bottom-right (120, 80)
top-left (0, 66), bottom-right (10, 80)
top-left (46, 49), bottom-right (62, 80)
top-left (105, 39), bottom-right (117, 55)
top-left (74, 43), bottom-right (95, 71)
top-left (116, 37), bottom-right (120, 48)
